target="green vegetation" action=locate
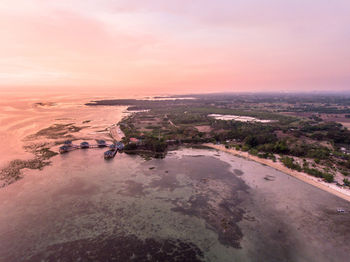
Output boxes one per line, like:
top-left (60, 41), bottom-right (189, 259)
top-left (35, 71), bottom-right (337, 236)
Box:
top-left (322, 173), bottom-right (335, 183)
top-left (303, 167), bottom-right (334, 182)
top-left (280, 156), bottom-right (302, 172)
top-left (91, 93), bottom-right (350, 184)
top-left (278, 156), bottom-right (335, 183)
top-left (343, 178), bottom-right (350, 187)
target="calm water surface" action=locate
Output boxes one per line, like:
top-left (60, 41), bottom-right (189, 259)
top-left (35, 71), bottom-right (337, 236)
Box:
top-left (0, 94), bottom-right (128, 168)
top-left (0, 148), bottom-right (350, 262)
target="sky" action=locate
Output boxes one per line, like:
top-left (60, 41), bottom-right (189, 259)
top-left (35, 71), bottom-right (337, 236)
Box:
top-left (0, 0), bottom-right (349, 94)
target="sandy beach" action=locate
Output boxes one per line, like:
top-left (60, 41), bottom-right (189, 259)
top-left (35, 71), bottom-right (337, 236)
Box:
top-left (109, 124), bottom-right (125, 141)
top-left (204, 143), bottom-right (350, 202)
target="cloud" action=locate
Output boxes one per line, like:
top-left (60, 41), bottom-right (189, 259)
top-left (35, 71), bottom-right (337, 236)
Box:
top-left (0, 0), bottom-right (349, 92)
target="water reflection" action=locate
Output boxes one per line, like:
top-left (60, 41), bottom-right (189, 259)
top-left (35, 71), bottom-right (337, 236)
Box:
top-left (0, 148), bottom-right (349, 261)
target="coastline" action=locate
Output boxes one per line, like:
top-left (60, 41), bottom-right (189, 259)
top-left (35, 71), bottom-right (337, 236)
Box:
top-left (109, 124), bottom-right (125, 141)
top-left (204, 143), bottom-right (350, 202)
top-left (0, 95), bottom-right (128, 188)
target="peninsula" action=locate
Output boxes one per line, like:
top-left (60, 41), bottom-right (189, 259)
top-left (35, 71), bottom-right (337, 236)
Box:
top-left (87, 93), bottom-right (350, 200)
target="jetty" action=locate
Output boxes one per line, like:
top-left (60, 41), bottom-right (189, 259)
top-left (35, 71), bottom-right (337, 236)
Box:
top-left (104, 149), bottom-right (118, 159)
top-left (59, 140), bottom-right (124, 160)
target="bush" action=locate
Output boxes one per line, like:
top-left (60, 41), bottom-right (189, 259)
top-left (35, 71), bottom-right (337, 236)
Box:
top-left (303, 167), bottom-right (324, 178)
top-left (343, 178), bottom-right (350, 187)
top-left (244, 135), bottom-right (259, 148)
top-left (249, 148), bottom-right (259, 156)
top-left (323, 173), bottom-right (334, 183)
top-left (144, 138), bottom-right (167, 152)
top-left (124, 143), bottom-right (138, 150)
top-left (303, 167), bottom-right (334, 182)
top-left (306, 148), bottom-right (330, 160)
top-left (339, 160), bottom-right (350, 169)
top-left (280, 156), bottom-right (302, 171)
top-left (242, 145), bottom-right (250, 152)
top-left (341, 170), bottom-right (349, 176)
top-left (271, 155), bottom-right (277, 162)
top-left (273, 141), bottom-right (289, 154)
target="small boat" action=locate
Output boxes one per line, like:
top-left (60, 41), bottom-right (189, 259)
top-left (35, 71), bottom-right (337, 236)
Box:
top-left (104, 150), bottom-right (116, 159)
top-left (80, 142), bottom-right (90, 149)
top-left (97, 140), bottom-right (107, 147)
top-left (59, 145), bottom-right (70, 154)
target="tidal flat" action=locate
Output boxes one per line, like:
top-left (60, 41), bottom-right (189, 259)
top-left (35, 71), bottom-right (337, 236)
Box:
top-left (0, 94), bottom-right (129, 187)
top-left (0, 148), bottom-right (349, 262)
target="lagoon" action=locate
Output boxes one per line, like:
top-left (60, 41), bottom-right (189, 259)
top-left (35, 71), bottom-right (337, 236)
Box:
top-left (0, 147), bottom-right (349, 261)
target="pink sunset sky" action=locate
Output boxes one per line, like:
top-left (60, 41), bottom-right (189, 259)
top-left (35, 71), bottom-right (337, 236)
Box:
top-left (0, 0), bottom-right (349, 94)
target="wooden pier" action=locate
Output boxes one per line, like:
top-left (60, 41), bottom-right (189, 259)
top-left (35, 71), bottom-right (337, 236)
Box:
top-left (104, 148), bottom-right (118, 159)
top-left (59, 141), bottom-right (124, 160)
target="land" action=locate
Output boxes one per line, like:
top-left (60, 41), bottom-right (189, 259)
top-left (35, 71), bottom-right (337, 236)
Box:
top-left (206, 143), bottom-right (350, 202)
top-left (87, 93), bottom-right (350, 199)
top-left (2, 92), bottom-right (350, 196)
top-left (2, 93), bottom-right (350, 261)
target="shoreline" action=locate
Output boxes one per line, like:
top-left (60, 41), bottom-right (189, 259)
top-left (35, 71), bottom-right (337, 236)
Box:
top-left (204, 143), bottom-right (350, 203)
top-left (109, 124), bottom-right (125, 141)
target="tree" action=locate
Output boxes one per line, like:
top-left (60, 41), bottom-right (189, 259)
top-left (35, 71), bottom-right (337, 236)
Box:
top-left (323, 173), bottom-right (334, 183)
top-left (244, 135), bottom-right (258, 148)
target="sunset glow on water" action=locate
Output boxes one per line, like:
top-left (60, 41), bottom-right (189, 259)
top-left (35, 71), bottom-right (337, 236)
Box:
top-left (0, 1), bottom-right (350, 261)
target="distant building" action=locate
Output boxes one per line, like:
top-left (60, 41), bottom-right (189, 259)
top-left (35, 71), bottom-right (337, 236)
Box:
top-left (64, 140), bottom-right (72, 146)
top-left (340, 147), bottom-right (350, 154)
top-left (129, 137), bottom-right (140, 143)
top-left (97, 140), bottom-right (107, 147)
top-left (80, 142), bottom-right (89, 148)
top-left (166, 139), bottom-right (177, 145)
top-left (116, 142), bottom-right (124, 150)
top-left (59, 145), bottom-right (69, 153)
top-left (104, 150), bottom-right (115, 159)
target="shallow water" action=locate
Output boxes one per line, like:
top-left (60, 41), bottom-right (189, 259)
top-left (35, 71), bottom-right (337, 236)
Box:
top-left (0, 147), bottom-right (349, 262)
top-left (0, 93), bottom-right (129, 168)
